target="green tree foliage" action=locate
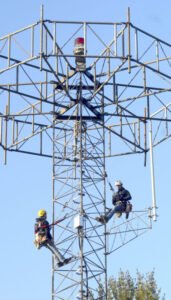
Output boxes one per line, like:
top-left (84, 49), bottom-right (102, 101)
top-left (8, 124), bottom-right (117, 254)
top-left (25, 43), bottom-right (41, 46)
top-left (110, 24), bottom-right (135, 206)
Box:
top-left (107, 270), bottom-right (135, 300)
top-left (90, 270), bottom-right (165, 300)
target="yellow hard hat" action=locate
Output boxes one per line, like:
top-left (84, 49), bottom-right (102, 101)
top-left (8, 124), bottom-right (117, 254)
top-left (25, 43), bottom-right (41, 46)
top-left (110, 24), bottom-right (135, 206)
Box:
top-left (38, 209), bottom-right (47, 217)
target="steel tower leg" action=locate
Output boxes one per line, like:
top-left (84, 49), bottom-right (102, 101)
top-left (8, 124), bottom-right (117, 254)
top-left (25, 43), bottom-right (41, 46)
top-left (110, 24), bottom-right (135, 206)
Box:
top-left (51, 74), bottom-right (107, 299)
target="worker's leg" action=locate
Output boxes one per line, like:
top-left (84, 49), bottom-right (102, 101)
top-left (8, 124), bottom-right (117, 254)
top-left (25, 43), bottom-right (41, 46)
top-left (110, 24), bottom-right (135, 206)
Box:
top-left (45, 239), bottom-right (65, 263)
top-left (105, 204), bottom-right (122, 222)
top-left (96, 205), bottom-right (122, 224)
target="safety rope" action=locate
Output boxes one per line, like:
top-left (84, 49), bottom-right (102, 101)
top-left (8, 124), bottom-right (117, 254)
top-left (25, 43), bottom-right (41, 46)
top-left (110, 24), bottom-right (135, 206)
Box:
top-left (41, 216), bottom-right (67, 228)
top-left (104, 170), bottom-right (115, 192)
top-left (35, 215), bottom-right (67, 233)
top-left (49, 216), bottom-right (67, 227)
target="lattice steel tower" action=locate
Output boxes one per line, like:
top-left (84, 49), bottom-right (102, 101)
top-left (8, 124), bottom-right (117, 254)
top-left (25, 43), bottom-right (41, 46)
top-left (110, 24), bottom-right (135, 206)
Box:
top-left (0, 6), bottom-right (170, 300)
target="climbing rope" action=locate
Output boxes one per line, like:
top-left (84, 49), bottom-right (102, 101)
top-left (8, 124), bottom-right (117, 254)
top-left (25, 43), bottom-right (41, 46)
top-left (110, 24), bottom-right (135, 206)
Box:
top-left (36, 215), bottom-right (67, 232)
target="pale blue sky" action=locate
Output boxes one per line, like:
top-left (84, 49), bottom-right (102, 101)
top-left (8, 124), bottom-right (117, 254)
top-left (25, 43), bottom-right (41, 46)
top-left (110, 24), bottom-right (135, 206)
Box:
top-left (0, 1), bottom-right (171, 299)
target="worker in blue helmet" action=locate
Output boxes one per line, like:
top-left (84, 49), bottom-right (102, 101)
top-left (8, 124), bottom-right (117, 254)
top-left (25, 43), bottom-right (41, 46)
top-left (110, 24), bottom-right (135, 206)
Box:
top-left (34, 210), bottom-right (72, 268)
top-left (96, 180), bottom-right (132, 224)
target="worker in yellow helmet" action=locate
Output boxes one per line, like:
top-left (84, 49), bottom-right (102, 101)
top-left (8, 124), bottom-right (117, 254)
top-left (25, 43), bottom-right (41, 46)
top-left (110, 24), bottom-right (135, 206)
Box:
top-left (34, 209), bottom-right (72, 268)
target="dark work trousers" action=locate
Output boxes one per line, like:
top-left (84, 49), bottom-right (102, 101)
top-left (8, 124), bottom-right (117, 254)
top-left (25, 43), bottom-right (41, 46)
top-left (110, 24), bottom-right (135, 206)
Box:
top-left (44, 239), bottom-right (65, 263)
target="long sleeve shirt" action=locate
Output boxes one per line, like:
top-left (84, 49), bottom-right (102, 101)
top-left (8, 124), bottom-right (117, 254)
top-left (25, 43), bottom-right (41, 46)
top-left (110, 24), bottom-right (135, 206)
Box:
top-left (112, 187), bottom-right (132, 209)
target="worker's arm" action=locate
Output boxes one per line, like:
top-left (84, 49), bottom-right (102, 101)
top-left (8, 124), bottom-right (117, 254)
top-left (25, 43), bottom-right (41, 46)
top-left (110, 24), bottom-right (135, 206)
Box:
top-left (43, 220), bottom-right (52, 238)
top-left (34, 220), bottom-right (40, 233)
top-left (112, 192), bottom-right (120, 205)
top-left (120, 189), bottom-right (132, 202)
top-left (123, 190), bottom-right (132, 201)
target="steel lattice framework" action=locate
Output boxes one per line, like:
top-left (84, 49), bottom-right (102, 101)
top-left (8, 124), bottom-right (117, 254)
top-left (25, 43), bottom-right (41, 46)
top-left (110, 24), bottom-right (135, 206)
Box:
top-left (0, 6), bottom-right (170, 300)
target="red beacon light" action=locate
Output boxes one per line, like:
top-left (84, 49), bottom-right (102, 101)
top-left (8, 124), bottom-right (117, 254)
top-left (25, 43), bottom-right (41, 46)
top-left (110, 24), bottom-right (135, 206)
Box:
top-left (74, 37), bottom-right (85, 55)
top-left (74, 37), bottom-right (86, 70)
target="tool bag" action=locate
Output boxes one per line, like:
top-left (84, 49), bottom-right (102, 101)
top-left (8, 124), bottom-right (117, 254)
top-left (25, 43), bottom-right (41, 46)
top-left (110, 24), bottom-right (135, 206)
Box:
top-left (34, 233), bottom-right (48, 249)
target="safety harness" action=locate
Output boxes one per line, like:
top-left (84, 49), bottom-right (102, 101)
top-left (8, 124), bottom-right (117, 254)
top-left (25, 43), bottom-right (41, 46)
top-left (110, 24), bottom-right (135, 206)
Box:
top-left (115, 201), bottom-right (132, 218)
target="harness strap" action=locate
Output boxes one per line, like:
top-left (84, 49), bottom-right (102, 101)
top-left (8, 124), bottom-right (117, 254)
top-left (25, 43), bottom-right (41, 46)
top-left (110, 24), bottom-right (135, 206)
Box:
top-left (116, 200), bottom-right (132, 213)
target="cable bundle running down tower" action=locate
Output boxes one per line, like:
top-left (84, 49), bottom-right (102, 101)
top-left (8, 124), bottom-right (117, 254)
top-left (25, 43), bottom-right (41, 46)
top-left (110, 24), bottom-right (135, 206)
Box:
top-left (0, 6), bottom-right (170, 299)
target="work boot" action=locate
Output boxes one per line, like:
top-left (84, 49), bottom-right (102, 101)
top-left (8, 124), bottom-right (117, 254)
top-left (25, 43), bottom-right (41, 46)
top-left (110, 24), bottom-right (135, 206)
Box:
top-left (57, 261), bottom-right (64, 268)
top-left (95, 216), bottom-right (107, 224)
top-left (63, 257), bottom-right (72, 265)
